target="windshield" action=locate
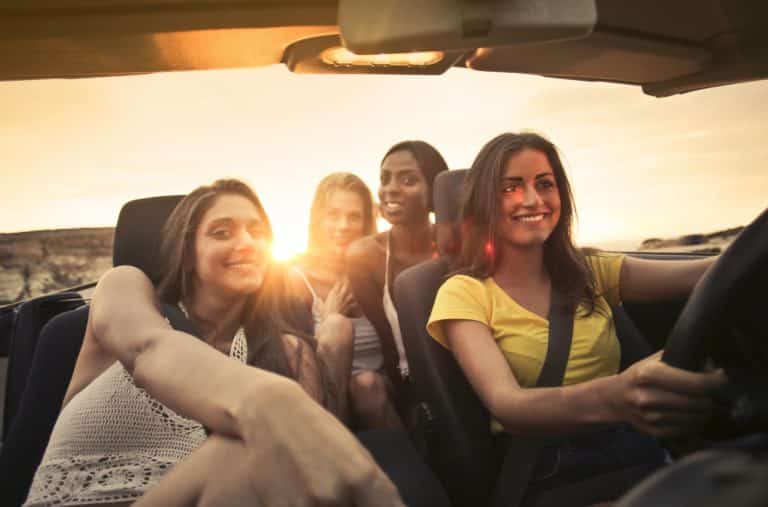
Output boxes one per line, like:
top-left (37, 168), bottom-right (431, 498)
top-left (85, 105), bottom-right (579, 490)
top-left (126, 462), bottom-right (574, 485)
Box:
top-left (1, 66), bottom-right (766, 301)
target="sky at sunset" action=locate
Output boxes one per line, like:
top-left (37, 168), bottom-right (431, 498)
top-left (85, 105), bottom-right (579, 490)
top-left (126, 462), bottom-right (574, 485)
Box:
top-left (1, 65), bottom-right (766, 258)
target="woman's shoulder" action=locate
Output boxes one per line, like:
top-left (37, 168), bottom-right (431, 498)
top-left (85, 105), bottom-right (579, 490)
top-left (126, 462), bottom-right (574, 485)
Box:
top-left (583, 249), bottom-right (624, 262)
top-left (346, 233), bottom-right (387, 265)
top-left (582, 250), bottom-right (625, 299)
top-left (583, 250), bottom-right (625, 275)
top-left (439, 273), bottom-right (490, 295)
top-left (276, 262), bottom-right (313, 300)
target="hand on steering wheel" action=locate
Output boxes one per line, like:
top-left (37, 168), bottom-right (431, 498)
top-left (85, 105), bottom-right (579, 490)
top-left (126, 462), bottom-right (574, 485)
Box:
top-left (612, 353), bottom-right (727, 438)
top-left (661, 208), bottom-right (768, 439)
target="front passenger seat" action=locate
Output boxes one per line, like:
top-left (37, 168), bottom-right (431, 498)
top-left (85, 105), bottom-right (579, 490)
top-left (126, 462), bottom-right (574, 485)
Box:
top-left (0, 195), bottom-right (184, 507)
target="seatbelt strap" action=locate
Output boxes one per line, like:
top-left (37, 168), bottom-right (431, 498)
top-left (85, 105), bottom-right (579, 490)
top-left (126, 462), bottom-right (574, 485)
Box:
top-left (537, 291), bottom-right (575, 387)
top-left (491, 289), bottom-right (575, 507)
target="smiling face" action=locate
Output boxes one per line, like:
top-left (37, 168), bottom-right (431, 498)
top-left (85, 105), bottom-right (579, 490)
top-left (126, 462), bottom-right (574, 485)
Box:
top-left (378, 149), bottom-right (431, 226)
top-left (318, 189), bottom-right (366, 259)
top-left (191, 193), bottom-right (271, 301)
top-left (496, 148), bottom-right (561, 250)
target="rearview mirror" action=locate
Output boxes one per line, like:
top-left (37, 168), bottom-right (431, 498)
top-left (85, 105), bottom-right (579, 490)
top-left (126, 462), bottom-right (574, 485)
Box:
top-left (339, 0), bottom-right (597, 54)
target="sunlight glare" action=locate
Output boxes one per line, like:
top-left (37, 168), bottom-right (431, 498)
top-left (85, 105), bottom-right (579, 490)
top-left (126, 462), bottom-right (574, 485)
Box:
top-left (270, 236), bottom-right (305, 262)
top-left (376, 216), bottom-right (391, 234)
top-left (573, 214), bottom-right (632, 249)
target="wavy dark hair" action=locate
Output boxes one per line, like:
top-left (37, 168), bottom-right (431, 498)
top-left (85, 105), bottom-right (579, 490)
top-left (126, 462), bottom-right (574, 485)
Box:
top-left (155, 179), bottom-right (322, 386)
top-left (382, 140), bottom-right (449, 211)
top-left (457, 132), bottom-right (597, 313)
top-left (307, 172), bottom-right (377, 252)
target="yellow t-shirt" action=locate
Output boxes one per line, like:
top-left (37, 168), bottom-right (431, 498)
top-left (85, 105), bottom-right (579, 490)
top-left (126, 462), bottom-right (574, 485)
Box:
top-left (427, 254), bottom-right (625, 390)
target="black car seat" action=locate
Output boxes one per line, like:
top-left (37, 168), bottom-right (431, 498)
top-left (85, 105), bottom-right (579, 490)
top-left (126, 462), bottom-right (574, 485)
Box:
top-left (2, 291), bottom-right (85, 441)
top-left (395, 169), bottom-right (497, 507)
top-left (394, 170), bottom-right (655, 507)
top-left (0, 195), bottom-right (184, 507)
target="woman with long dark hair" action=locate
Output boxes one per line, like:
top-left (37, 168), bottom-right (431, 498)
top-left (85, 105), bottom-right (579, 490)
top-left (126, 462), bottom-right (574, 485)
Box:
top-left (427, 133), bottom-right (725, 506)
top-left (24, 179), bottom-right (401, 507)
top-left (347, 140), bottom-right (449, 424)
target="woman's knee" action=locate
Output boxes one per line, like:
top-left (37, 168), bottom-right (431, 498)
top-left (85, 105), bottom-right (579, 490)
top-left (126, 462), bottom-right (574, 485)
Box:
top-left (349, 370), bottom-right (389, 411)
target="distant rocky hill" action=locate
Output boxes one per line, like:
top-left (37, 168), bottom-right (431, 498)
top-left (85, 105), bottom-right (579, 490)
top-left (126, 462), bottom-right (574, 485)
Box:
top-left (0, 224), bottom-right (744, 306)
top-left (638, 226), bottom-right (743, 254)
top-left (0, 228), bottom-right (114, 305)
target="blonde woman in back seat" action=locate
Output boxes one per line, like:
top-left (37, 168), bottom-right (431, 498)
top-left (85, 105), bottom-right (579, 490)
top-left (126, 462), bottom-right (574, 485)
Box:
top-left (24, 178), bottom-right (401, 507)
top-left (292, 172), bottom-right (396, 428)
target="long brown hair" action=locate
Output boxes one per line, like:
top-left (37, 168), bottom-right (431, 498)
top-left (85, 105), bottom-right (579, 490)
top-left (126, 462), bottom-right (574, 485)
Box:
top-left (457, 132), bottom-right (597, 312)
top-left (155, 179), bottom-right (320, 382)
top-left (307, 172), bottom-right (376, 252)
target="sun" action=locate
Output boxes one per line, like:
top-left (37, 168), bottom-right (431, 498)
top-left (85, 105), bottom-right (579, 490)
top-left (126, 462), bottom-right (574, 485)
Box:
top-left (270, 232), bottom-right (306, 262)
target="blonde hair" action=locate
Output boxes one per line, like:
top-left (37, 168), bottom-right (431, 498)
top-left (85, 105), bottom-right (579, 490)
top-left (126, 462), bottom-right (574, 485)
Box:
top-left (307, 172), bottom-right (376, 252)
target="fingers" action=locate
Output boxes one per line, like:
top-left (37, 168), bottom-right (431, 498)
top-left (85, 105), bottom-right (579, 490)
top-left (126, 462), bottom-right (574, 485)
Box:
top-left (323, 279), bottom-right (354, 315)
top-left (223, 422), bottom-right (400, 507)
top-left (328, 279), bottom-right (355, 316)
top-left (631, 360), bottom-right (727, 396)
top-left (625, 388), bottom-right (714, 435)
top-left (620, 361), bottom-right (728, 437)
top-left (626, 385), bottom-right (714, 414)
top-left (351, 469), bottom-right (406, 507)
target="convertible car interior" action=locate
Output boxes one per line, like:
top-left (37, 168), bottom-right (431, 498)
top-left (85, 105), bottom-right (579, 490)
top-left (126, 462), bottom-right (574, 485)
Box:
top-left (1, 1), bottom-right (766, 506)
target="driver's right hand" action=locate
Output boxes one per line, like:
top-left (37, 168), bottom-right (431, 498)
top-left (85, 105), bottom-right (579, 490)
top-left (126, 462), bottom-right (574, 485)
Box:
top-left (611, 355), bottom-right (727, 438)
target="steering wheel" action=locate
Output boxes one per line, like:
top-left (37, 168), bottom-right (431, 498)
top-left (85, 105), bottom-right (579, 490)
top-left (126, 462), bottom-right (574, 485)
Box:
top-left (662, 208), bottom-right (768, 437)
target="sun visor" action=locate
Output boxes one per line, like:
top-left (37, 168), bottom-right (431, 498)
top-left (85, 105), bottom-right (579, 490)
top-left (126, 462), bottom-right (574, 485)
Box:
top-left (339, 0), bottom-right (597, 54)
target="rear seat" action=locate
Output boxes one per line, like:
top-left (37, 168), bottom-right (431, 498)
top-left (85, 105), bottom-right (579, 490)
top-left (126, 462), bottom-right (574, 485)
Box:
top-left (0, 195), bottom-right (182, 507)
top-left (2, 292), bottom-right (85, 442)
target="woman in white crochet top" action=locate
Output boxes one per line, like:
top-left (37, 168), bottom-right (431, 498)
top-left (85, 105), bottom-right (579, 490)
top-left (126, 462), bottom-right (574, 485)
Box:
top-left (25, 179), bottom-right (402, 507)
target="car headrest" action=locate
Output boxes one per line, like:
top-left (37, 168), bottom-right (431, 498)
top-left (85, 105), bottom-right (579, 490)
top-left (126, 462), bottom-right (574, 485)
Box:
top-left (433, 169), bottom-right (468, 225)
top-left (433, 169), bottom-right (468, 257)
top-left (112, 195), bottom-right (184, 281)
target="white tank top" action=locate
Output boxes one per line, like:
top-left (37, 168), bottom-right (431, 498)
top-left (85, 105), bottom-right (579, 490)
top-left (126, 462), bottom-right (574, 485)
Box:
top-left (382, 231), bottom-right (410, 377)
top-left (292, 267), bottom-right (384, 374)
top-left (24, 327), bottom-right (248, 506)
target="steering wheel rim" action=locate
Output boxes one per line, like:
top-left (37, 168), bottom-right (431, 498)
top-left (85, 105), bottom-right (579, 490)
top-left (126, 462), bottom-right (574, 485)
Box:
top-left (660, 208), bottom-right (768, 439)
top-left (662, 207), bottom-right (768, 371)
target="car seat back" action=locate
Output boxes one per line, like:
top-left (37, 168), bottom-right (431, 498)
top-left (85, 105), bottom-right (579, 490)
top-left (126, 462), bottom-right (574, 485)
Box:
top-left (395, 169), bottom-right (497, 507)
top-left (112, 194), bottom-right (185, 282)
top-left (0, 194), bottom-right (183, 507)
top-left (396, 258), bottom-right (497, 507)
top-left (2, 292), bottom-right (85, 440)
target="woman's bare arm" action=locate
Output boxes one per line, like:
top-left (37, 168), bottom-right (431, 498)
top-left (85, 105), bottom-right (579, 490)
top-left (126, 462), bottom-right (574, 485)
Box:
top-left (346, 238), bottom-right (393, 347)
top-left (314, 313), bottom-right (354, 422)
top-left (620, 255), bottom-right (717, 303)
top-left (444, 319), bottom-right (725, 437)
top-left (90, 265), bottom-right (404, 506)
top-left (89, 265), bottom-right (291, 438)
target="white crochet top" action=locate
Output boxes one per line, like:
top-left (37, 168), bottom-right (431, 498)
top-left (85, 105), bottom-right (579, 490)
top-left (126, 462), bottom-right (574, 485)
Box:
top-left (24, 327), bottom-right (248, 506)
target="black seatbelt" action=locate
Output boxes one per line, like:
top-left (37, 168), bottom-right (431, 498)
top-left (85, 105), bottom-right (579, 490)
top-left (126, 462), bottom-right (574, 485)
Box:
top-left (491, 289), bottom-right (575, 507)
